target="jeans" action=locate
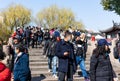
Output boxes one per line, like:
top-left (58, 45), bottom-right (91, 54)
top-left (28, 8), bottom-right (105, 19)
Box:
top-left (52, 56), bottom-right (58, 75)
top-left (58, 64), bottom-right (73, 81)
top-left (38, 36), bottom-right (42, 44)
top-left (76, 56), bottom-right (88, 78)
top-left (48, 56), bottom-right (53, 70)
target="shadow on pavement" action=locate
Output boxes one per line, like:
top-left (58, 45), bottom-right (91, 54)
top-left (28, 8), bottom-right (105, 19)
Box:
top-left (78, 70), bottom-right (89, 77)
top-left (31, 74), bottom-right (46, 81)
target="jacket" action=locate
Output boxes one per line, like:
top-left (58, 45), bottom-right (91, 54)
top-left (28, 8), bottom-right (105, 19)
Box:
top-left (44, 32), bottom-right (50, 40)
top-left (0, 62), bottom-right (11, 81)
top-left (24, 29), bottom-right (31, 38)
top-left (56, 40), bottom-right (76, 73)
top-left (47, 39), bottom-right (57, 57)
top-left (90, 50), bottom-right (116, 81)
top-left (13, 53), bottom-right (31, 81)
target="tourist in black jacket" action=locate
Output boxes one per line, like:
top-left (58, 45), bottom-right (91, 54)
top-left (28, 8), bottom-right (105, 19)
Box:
top-left (90, 39), bottom-right (117, 81)
top-left (43, 29), bottom-right (50, 55)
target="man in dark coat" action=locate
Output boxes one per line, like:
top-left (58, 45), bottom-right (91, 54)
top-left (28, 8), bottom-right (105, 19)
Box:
top-left (56, 30), bottom-right (76, 81)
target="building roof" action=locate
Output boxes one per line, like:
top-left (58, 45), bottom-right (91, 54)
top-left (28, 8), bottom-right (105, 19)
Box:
top-left (100, 23), bottom-right (120, 33)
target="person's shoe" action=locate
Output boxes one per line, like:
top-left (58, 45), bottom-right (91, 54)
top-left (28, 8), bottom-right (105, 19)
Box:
top-left (53, 74), bottom-right (58, 79)
top-left (48, 69), bottom-right (51, 72)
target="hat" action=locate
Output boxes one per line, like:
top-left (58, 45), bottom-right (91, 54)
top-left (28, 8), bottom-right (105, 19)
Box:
top-left (54, 31), bottom-right (60, 37)
top-left (75, 32), bottom-right (81, 36)
top-left (17, 27), bottom-right (20, 30)
top-left (97, 39), bottom-right (111, 46)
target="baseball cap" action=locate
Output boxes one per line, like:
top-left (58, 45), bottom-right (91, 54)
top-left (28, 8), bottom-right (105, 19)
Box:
top-left (97, 39), bottom-right (111, 46)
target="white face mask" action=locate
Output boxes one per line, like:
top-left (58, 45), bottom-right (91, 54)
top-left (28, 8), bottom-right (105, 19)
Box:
top-left (68, 36), bottom-right (72, 42)
top-left (15, 47), bottom-right (19, 54)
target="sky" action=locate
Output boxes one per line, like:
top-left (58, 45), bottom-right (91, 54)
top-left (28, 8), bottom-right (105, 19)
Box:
top-left (0, 0), bottom-right (120, 32)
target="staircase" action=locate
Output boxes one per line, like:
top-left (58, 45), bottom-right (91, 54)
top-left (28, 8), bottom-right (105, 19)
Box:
top-left (29, 48), bottom-right (91, 81)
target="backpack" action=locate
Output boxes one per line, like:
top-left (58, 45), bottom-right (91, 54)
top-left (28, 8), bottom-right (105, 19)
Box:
top-left (76, 45), bottom-right (84, 57)
top-left (113, 41), bottom-right (120, 59)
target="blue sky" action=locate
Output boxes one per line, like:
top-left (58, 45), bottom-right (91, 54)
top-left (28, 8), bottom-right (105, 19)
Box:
top-left (0, 0), bottom-right (120, 32)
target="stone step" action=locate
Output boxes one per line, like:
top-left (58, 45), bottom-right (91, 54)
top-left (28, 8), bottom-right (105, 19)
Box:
top-left (30, 66), bottom-right (48, 71)
top-left (29, 51), bottom-right (43, 54)
top-left (31, 71), bottom-right (52, 77)
top-left (29, 53), bottom-right (43, 56)
top-left (41, 76), bottom-right (85, 81)
top-left (31, 75), bottom-right (85, 81)
top-left (30, 65), bottom-right (90, 72)
top-left (31, 70), bottom-right (88, 78)
top-left (29, 55), bottom-right (46, 58)
top-left (30, 62), bottom-right (48, 66)
top-left (29, 56), bottom-right (91, 61)
top-left (30, 59), bottom-right (48, 62)
top-left (31, 66), bottom-right (90, 77)
top-left (30, 62), bottom-right (90, 68)
top-left (30, 59), bottom-right (90, 64)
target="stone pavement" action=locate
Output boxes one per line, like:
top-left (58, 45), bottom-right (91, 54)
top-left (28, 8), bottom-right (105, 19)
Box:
top-left (29, 41), bottom-right (120, 81)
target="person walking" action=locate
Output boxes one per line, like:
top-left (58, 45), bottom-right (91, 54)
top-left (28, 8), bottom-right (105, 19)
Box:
top-left (113, 32), bottom-right (120, 62)
top-left (73, 32), bottom-right (89, 81)
top-left (90, 39), bottom-right (117, 81)
top-left (47, 31), bottom-right (60, 78)
top-left (56, 30), bottom-right (76, 81)
top-left (37, 28), bottom-right (43, 45)
top-left (43, 29), bottom-right (50, 55)
top-left (24, 27), bottom-right (32, 48)
top-left (46, 34), bottom-right (55, 72)
top-left (13, 44), bottom-right (31, 81)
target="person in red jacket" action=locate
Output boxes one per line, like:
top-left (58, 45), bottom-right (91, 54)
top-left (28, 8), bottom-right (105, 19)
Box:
top-left (0, 49), bottom-right (11, 81)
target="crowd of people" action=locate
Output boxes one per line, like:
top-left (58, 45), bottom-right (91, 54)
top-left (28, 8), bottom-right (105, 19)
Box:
top-left (0, 26), bottom-right (120, 81)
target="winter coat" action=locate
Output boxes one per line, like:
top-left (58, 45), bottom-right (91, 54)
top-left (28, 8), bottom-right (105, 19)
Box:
top-left (0, 62), bottom-right (11, 81)
top-left (90, 50), bottom-right (116, 81)
top-left (47, 39), bottom-right (57, 57)
top-left (44, 32), bottom-right (50, 40)
top-left (56, 40), bottom-right (76, 73)
top-left (13, 53), bottom-right (31, 81)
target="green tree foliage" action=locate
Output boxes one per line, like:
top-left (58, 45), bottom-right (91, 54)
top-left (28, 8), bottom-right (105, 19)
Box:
top-left (101, 0), bottom-right (120, 15)
top-left (1, 4), bottom-right (31, 31)
top-left (0, 4), bottom-right (31, 41)
top-left (36, 5), bottom-right (84, 30)
top-left (0, 23), bottom-right (11, 41)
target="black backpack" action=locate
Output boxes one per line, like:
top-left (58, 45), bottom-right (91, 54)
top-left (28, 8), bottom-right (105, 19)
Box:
top-left (113, 41), bottom-right (120, 59)
top-left (76, 45), bottom-right (84, 57)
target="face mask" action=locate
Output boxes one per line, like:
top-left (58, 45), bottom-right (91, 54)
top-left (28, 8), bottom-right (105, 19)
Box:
top-left (68, 37), bottom-right (71, 42)
top-left (15, 49), bottom-right (17, 54)
top-left (15, 47), bottom-right (18, 54)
